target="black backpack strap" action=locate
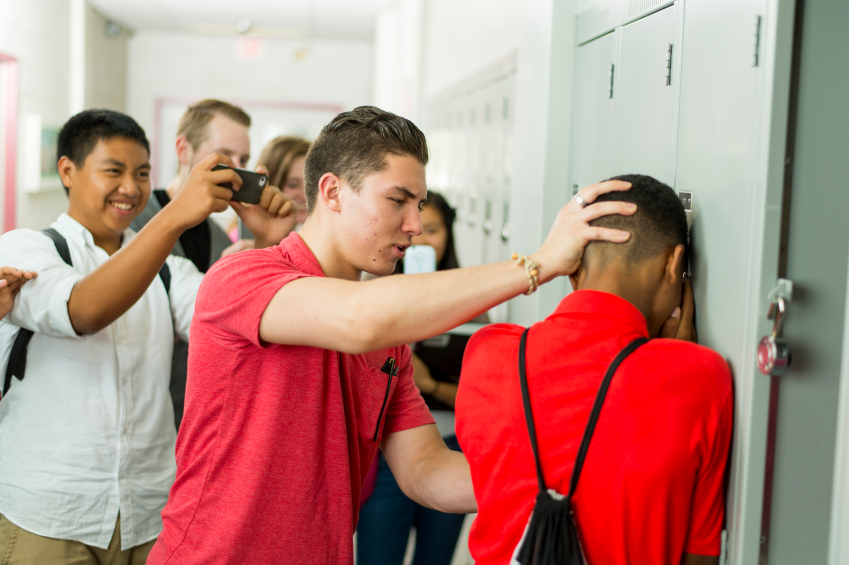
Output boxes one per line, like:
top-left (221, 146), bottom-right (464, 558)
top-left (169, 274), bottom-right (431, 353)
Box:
top-left (3, 228), bottom-right (74, 397)
top-left (518, 328), bottom-right (648, 495)
top-left (41, 228), bottom-right (72, 266)
top-left (519, 327), bottom-right (547, 493)
top-left (158, 262), bottom-right (171, 297)
top-left (4, 330), bottom-right (34, 396)
top-left (566, 336), bottom-right (648, 497)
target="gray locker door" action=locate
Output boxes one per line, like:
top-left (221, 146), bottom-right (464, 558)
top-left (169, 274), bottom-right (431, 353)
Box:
top-left (611, 5), bottom-right (677, 184)
top-left (569, 32), bottom-right (616, 191)
top-left (673, 0), bottom-right (792, 563)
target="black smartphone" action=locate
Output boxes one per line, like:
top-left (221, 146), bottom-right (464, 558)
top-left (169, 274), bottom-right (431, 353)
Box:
top-left (211, 164), bottom-right (268, 205)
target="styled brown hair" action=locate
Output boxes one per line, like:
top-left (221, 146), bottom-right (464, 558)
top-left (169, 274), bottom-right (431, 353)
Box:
top-left (257, 136), bottom-right (311, 188)
top-left (303, 106), bottom-right (428, 216)
top-left (177, 99), bottom-right (251, 150)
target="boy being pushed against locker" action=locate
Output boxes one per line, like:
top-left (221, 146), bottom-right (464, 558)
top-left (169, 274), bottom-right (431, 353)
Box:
top-left (0, 109), bottom-right (296, 565)
top-left (456, 174), bottom-right (731, 565)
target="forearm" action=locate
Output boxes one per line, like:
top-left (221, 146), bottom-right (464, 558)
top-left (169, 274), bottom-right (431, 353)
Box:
top-left (400, 447), bottom-right (476, 514)
top-left (68, 210), bottom-right (183, 334)
top-left (425, 382), bottom-right (458, 407)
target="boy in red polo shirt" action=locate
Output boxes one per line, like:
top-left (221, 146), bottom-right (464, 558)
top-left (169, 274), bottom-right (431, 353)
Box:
top-left (456, 174), bottom-right (732, 565)
top-left (147, 107), bottom-right (641, 565)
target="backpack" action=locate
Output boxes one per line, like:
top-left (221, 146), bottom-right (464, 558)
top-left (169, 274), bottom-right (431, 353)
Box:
top-left (1, 228), bottom-right (171, 397)
top-left (513, 327), bottom-right (647, 565)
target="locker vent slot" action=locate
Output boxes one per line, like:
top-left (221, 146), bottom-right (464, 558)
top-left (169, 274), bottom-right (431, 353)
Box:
top-left (577, 6), bottom-right (612, 45)
top-left (627, 0), bottom-right (672, 19)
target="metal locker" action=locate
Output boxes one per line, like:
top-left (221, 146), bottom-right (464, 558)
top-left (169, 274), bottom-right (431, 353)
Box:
top-left (570, 31), bottom-right (617, 192)
top-left (611, 4), bottom-right (677, 184)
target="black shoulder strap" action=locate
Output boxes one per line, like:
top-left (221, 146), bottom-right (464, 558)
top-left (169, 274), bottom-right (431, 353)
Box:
top-left (158, 262), bottom-right (171, 297)
top-left (518, 327), bottom-right (648, 497)
top-left (3, 229), bottom-right (74, 397)
top-left (42, 228), bottom-right (72, 266)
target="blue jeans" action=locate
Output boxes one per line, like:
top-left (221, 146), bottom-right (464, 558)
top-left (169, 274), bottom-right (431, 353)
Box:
top-left (356, 435), bottom-right (466, 565)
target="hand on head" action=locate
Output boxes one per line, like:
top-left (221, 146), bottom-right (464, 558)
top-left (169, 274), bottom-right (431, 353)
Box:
top-left (530, 180), bottom-right (635, 283)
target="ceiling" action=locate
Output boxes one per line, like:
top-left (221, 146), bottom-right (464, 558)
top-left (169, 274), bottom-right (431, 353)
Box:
top-left (87, 0), bottom-right (397, 42)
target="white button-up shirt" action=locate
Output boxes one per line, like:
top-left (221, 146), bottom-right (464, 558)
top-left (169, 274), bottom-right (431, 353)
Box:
top-left (0, 213), bottom-right (203, 549)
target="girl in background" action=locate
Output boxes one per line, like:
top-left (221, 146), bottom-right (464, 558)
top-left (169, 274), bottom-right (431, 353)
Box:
top-left (357, 192), bottom-right (483, 565)
top-left (236, 135), bottom-right (311, 240)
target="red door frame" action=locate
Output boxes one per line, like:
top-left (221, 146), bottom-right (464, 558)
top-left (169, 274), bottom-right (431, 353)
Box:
top-left (0, 52), bottom-right (18, 232)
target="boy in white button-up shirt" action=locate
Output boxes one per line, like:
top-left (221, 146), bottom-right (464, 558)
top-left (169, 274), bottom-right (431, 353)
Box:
top-left (0, 109), bottom-right (297, 565)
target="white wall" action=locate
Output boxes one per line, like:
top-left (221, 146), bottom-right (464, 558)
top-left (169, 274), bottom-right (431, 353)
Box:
top-left (372, 0), bottom-right (424, 122)
top-left (0, 0), bottom-right (73, 231)
top-left (0, 0), bottom-right (130, 232)
top-left (422, 0), bottom-right (525, 98)
top-left (126, 31), bottom-right (373, 185)
top-left (85, 1), bottom-right (128, 112)
top-left (415, 0), bottom-right (578, 325)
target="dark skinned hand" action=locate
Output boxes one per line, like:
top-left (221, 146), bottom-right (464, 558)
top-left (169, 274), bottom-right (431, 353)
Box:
top-left (660, 278), bottom-right (697, 342)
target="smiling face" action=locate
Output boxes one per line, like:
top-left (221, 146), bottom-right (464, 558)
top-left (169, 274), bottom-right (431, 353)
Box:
top-left (336, 153), bottom-right (427, 277)
top-left (61, 137), bottom-right (151, 251)
top-left (283, 155), bottom-right (307, 224)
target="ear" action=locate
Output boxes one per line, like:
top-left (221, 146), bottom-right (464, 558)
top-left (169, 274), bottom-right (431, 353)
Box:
top-left (57, 156), bottom-right (76, 192)
top-left (663, 244), bottom-right (686, 285)
top-left (317, 172), bottom-right (343, 214)
top-left (175, 135), bottom-right (192, 167)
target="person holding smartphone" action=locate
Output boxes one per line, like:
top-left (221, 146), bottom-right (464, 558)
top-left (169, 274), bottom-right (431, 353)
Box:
top-left (131, 99), bottom-right (297, 428)
top-left (0, 109), bottom-right (297, 565)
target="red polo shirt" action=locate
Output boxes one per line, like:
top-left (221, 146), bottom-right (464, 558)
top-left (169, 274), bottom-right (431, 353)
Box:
top-left (148, 233), bottom-right (435, 565)
top-left (455, 290), bottom-right (733, 565)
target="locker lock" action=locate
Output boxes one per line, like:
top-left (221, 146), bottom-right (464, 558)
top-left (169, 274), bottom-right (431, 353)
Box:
top-left (757, 280), bottom-right (793, 376)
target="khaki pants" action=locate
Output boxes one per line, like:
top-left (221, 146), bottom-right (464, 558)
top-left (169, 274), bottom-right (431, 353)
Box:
top-left (0, 514), bottom-right (154, 565)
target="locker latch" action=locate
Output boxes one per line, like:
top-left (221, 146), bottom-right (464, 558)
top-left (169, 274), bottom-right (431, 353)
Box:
top-left (757, 279), bottom-right (793, 376)
top-left (666, 44), bottom-right (673, 86)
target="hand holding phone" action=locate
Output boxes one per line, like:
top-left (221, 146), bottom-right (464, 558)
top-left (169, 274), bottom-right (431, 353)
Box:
top-left (212, 164), bottom-right (269, 205)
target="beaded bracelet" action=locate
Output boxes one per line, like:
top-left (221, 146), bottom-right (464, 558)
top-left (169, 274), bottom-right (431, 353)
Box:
top-left (512, 253), bottom-right (540, 296)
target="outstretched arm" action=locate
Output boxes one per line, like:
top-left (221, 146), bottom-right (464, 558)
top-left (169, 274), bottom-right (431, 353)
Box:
top-left (66, 153), bottom-right (241, 334)
top-left (259, 180), bottom-right (635, 353)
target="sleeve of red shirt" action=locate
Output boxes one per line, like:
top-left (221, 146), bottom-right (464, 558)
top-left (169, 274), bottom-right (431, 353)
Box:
top-left (195, 248), bottom-right (311, 347)
top-left (383, 343), bottom-right (436, 435)
top-left (683, 355), bottom-right (735, 556)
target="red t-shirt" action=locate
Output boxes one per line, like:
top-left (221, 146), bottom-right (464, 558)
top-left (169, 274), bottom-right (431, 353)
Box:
top-left (147, 233), bottom-right (435, 565)
top-left (455, 290), bottom-right (733, 565)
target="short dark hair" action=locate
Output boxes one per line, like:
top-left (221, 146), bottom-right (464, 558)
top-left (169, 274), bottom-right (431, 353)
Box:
top-left (303, 106), bottom-right (429, 216)
top-left (57, 109), bottom-right (150, 194)
top-left (585, 174), bottom-right (688, 268)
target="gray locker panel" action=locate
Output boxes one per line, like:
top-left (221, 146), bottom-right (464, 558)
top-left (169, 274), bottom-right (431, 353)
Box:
top-left (673, 0), bottom-right (794, 563)
top-left (612, 5), bottom-right (676, 184)
top-left (570, 32), bottom-right (616, 191)
top-left (769, 0), bottom-right (849, 562)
